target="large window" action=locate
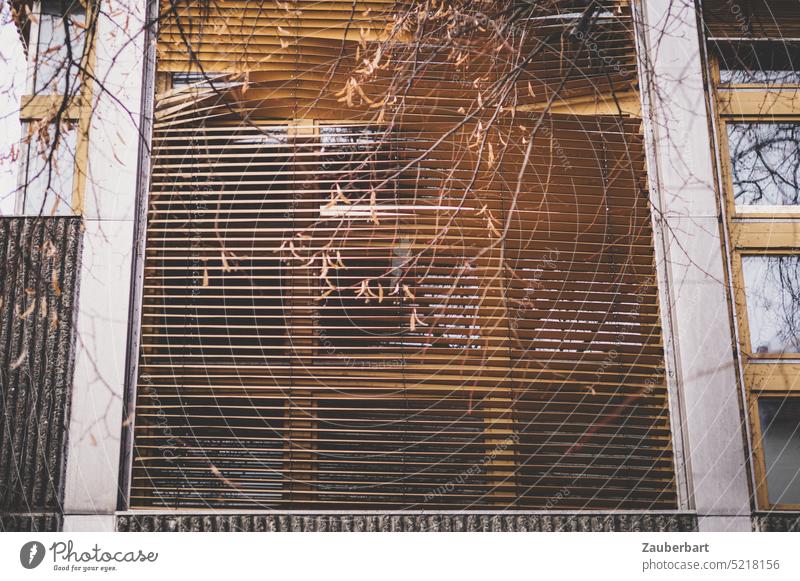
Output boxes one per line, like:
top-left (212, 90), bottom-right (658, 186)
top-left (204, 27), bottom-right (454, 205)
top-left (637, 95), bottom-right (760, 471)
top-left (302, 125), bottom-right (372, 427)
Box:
top-left (19, 121), bottom-right (77, 215)
top-left (727, 123), bottom-right (800, 208)
top-left (128, 0), bottom-right (677, 511)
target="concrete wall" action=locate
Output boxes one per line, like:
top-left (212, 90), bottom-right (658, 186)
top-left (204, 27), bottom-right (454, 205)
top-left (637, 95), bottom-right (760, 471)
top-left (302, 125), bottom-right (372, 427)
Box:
top-left (637, 0), bottom-right (752, 531)
top-left (61, 0), bottom-right (147, 531)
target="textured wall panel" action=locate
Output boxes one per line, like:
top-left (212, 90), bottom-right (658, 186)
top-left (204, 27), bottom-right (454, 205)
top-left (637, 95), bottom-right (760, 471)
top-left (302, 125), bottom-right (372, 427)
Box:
top-left (0, 216), bottom-right (82, 530)
top-left (117, 512), bottom-right (698, 532)
top-left (0, 512), bottom-right (62, 532)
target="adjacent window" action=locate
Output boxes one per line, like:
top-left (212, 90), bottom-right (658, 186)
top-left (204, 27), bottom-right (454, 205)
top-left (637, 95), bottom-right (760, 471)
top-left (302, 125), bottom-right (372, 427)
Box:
top-left (34, 0), bottom-right (87, 95)
top-left (758, 398), bottom-right (800, 505)
top-left (134, 111), bottom-right (676, 509)
top-left (709, 31), bottom-right (800, 509)
top-left (19, 121), bottom-right (77, 215)
top-left (742, 255), bottom-right (800, 355)
top-left (715, 41), bottom-right (800, 85)
top-left (727, 123), bottom-right (800, 207)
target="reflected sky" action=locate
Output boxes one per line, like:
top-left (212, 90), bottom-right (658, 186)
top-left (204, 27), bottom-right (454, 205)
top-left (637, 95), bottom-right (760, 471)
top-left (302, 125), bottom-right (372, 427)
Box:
top-left (742, 255), bottom-right (800, 355)
top-left (728, 123), bottom-right (800, 207)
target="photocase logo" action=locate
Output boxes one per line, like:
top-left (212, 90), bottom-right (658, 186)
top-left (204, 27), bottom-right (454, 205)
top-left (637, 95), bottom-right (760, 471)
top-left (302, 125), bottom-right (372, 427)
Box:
top-left (20, 541), bottom-right (46, 569)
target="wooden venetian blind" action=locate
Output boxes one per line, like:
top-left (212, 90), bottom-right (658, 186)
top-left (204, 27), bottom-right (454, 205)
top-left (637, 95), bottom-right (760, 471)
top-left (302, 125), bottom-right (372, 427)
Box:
top-left (130, 0), bottom-right (677, 510)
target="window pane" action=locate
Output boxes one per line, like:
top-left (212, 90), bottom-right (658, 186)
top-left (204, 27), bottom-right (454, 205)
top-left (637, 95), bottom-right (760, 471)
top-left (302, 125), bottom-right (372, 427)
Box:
top-left (171, 72), bottom-right (237, 89)
top-left (171, 72), bottom-right (207, 88)
top-left (728, 123), bottom-right (800, 207)
top-left (34, 0), bottom-right (86, 95)
top-left (715, 41), bottom-right (800, 85)
top-left (22, 122), bottom-right (77, 215)
top-left (758, 398), bottom-right (800, 505)
top-left (742, 255), bottom-right (800, 355)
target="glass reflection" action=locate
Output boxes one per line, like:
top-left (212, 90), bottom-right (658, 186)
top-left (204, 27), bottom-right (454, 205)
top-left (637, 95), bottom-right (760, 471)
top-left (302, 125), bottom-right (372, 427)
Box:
top-left (34, 0), bottom-right (86, 95)
top-left (21, 122), bottom-right (76, 215)
top-left (758, 398), bottom-right (800, 505)
top-left (728, 123), bottom-right (800, 206)
top-left (742, 255), bottom-right (800, 355)
top-left (716, 41), bottom-right (800, 85)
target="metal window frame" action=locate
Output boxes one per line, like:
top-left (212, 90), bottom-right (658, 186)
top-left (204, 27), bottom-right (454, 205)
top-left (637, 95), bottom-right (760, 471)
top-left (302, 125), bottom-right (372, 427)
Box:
top-left (118, 0), bottom-right (160, 512)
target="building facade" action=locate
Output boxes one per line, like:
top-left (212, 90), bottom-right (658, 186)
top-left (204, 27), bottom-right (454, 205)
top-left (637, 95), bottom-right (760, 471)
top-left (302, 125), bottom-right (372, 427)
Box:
top-left (0, 0), bottom-right (798, 532)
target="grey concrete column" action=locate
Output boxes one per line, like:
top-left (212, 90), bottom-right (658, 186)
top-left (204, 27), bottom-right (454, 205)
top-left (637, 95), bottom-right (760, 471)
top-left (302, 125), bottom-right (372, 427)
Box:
top-left (638, 0), bottom-right (752, 531)
top-left (62, 0), bottom-right (146, 523)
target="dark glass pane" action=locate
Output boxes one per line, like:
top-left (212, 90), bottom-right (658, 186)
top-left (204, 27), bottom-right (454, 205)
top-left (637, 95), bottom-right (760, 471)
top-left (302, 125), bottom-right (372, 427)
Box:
top-left (758, 398), bottom-right (800, 505)
top-left (34, 0), bottom-right (87, 95)
top-left (715, 41), bottom-right (800, 85)
top-left (728, 123), bottom-right (800, 206)
top-left (742, 255), bottom-right (800, 355)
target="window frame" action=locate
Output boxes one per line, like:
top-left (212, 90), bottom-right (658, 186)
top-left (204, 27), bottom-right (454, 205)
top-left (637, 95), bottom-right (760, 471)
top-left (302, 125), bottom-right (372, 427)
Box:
top-left (711, 44), bottom-right (800, 510)
top-left (31, 0), bottom-right (88, 96)
top-left (732, 251), bottom-right (800, 363)
top-left (15, 0), bottom-right (94, 216)
top-left (712, 39), bottom-right (800, 91)
top-left (750, 394), bottom-right (800, 510)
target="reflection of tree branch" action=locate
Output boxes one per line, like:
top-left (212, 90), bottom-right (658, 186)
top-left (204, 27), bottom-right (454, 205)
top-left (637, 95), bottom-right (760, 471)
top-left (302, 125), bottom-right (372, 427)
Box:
top-left (6, 0), bottom-right (767, 511)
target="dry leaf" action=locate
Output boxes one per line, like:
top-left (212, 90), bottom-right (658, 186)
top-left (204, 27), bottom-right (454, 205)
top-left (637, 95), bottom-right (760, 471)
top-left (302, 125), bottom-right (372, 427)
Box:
top-left (19, 300), bottom-right (36, 320)
top-left (410, 308), bottom-right (427, 331)
top-left (52, 269), bottom-right (62, 296)
top-left (10, 351), bottom-right (27, 370)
